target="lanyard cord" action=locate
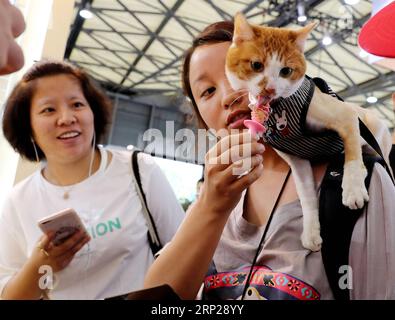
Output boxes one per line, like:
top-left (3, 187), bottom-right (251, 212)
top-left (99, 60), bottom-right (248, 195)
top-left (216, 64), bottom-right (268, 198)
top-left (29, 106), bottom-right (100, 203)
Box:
top-left (241, 168), bottom-right (292, 300)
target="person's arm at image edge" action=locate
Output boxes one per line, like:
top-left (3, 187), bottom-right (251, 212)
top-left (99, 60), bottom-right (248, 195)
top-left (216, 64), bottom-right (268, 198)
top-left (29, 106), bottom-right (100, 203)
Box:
top-left (350, 163), bottom-right (395, 299)
top-left (0, 0), bottom-right (25, 75)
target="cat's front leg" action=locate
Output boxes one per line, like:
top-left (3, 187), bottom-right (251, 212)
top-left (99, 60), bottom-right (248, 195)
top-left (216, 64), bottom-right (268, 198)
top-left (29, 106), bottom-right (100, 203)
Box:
top-left (331, 113), bottom-right (369, 209)
top-left (342, 159), bottom-right (368, 209)
top-left (308, 91), bottom-right (369, 210)
top-left (274, 150), bottom-right (322, 251)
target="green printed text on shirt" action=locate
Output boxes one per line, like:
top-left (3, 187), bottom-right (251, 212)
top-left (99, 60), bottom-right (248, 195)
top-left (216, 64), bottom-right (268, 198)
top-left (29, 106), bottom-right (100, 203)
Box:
top-left (88, 217), bottom-right (122, 239)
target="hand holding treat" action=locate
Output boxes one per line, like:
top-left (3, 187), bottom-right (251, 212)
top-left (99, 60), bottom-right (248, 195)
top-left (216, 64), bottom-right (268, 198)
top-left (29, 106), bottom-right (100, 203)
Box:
top-left (244, 93), bottom-right (271, 139)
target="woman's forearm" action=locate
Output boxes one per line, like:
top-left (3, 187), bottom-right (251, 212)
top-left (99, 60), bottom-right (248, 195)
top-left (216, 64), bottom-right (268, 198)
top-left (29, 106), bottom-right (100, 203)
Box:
top-left (145, 133), bottom-right (264, 299)
top-left (144, 201), bottom-right (231, 299)
top-left (1, 259), bottom-right (45, 300)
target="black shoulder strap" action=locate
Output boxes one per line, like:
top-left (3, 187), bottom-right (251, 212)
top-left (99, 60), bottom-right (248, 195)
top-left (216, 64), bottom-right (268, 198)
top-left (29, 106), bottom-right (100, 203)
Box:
top-left (310, 76), bottom-right (345, 102)
top-left (131, 150), bottom-right (162, 256)
top-left (319, 153), bottom-right (384, 300)
top-left (390, 145), bottom-right (395, 174)
top-left (359, 119), bottom-right (394, 182)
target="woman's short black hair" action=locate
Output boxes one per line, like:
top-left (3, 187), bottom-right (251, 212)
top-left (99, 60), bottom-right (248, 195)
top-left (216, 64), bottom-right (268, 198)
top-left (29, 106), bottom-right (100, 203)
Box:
top-left (2, 60), bottom-right (112, 161)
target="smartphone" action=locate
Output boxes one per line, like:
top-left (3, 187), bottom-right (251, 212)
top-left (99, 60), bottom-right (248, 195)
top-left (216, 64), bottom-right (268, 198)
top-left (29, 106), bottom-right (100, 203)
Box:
top-left (38, 208), bottom-right (87, 246)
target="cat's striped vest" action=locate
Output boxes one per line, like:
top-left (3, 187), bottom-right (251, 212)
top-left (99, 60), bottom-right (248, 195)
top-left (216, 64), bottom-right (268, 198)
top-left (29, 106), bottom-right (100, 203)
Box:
top-left (264, 76), bottom-right (344, 161)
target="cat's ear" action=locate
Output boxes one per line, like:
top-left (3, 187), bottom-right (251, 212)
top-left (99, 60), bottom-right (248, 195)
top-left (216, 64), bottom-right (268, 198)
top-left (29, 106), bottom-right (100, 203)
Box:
top-left (294, 22), bottom-right (318, 52)
top-left (233, 12), bottom-right (254, 45)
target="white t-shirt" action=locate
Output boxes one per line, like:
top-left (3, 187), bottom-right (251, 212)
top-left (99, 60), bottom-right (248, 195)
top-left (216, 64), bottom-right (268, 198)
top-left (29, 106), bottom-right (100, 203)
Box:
top-left (0, 147), bottom-right (184, 299)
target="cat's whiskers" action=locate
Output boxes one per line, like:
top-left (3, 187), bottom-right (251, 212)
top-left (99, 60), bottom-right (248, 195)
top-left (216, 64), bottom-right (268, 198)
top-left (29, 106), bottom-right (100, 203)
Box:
top-left (225, 88), bottom-right (249, 97)
top-left (225, 90), bottom-right (250, 109)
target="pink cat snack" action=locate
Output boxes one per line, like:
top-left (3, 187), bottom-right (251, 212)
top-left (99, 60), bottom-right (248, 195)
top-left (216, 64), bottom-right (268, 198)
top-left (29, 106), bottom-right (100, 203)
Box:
top-left (244, 93), bottom-right (271, 138)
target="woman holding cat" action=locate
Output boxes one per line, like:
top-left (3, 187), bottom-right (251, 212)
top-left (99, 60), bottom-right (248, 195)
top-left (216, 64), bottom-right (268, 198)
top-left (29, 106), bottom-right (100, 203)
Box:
top-left (144, 21), bottom-right (395, 300)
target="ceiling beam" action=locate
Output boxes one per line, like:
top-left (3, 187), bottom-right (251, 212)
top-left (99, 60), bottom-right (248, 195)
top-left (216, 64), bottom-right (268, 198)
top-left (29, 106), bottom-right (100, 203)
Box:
top-left (242, 0), bottom-right (325, 27)
top-left (128, 55), bottom-right (180, 89)
top-left (64, 0), bottom-right (93, 59)
top-left (338, 72), bottom-right (395, 99)
top-left (102, 81), bottom-right (178, 96)
top-left (305, 14), bottom-right (370, 58)
top-left (118, 0), bottom-right (185, 87)
top-left (204, 0), bottom-right (233, 20)
top-left (310, 32), bottom-right (356, 87)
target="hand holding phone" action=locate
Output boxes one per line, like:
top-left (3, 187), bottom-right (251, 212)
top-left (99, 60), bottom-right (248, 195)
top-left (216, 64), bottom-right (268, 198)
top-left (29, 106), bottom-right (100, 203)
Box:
top-left (38, 208), bottom-right (88, 246)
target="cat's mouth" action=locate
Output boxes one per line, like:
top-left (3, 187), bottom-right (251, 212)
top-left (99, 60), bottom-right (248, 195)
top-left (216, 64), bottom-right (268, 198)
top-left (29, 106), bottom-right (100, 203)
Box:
top-left (249, 93), bottom-right (273, 108)
top-left (257, 95), bottom-right (273, 106)
top-left (226, 109), bottom-right (251, 129)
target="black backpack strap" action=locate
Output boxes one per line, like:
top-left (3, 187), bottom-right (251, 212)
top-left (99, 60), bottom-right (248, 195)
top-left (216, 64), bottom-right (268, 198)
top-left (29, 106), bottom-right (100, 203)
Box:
top-left (131, 150), bottom-right (162, 256)
top-left (310, 76), bottom-right (345, 102)
top-left (319, 153), bottom-right (384, 300)
top-left (359, 119), bottom-right (394, 183)
top-left (390, 145), bottom-right (395, 174)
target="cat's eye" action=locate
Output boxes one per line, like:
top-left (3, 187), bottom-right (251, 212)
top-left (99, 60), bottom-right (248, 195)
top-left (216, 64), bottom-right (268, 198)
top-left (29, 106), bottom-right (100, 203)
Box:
top-left (250, 61), bottom-right (264, 72)
top-left (279, 67), bottom-right (293, 78)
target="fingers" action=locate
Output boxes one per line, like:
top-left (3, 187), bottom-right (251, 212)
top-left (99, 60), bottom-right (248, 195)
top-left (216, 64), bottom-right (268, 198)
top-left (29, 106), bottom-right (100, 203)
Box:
top-left (49, 230), bottom-right (90, 258)
top-left (224, 153), bottom-right (264, 182)
top-left (34, 230), bottom-right (90, 272)
top-left (203, 131), bottom-right (265, 198)
top-left (207, 130), bottom-right (254, 159)
top-left (34, 232), bottom-right (55, 262)
top-left (230, 161), bottom-right (264, 193)
top-left (207, 141), bottom-right (264, 173)
top-left (218, 141), bottom-right (265, 166)
top-left (206, 131), bottom-right (265, 171)
top-left (0, 1), bottom-right (25, 75)
top-left (10, 4), bottom-right (25, 37)
top-left (61, 235), bottom-right (91, 261)
top-left (38, 231), bottom-right (54, 249)
top-left (53, 234), bottom-right (90, 270)
top-left (204, 153), bottom-right (263, 199)
top-left (0, 40), bottom-right (24, 75)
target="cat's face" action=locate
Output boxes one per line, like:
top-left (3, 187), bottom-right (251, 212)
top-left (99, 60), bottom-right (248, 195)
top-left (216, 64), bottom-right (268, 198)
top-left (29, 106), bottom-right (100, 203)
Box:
top-left (226, 13), bottom-right (316, 103)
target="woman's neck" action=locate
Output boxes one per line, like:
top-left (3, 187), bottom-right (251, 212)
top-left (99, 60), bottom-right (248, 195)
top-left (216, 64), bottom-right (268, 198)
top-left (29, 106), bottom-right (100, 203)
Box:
top-left (43, 149), bottom-right (101, 186)
top-left (260, 144), bottom-right (289, 172)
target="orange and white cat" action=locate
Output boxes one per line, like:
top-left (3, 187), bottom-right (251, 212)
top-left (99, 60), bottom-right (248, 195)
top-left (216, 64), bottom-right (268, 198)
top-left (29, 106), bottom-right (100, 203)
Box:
top-left (226, 13), bottom-right (393, 251)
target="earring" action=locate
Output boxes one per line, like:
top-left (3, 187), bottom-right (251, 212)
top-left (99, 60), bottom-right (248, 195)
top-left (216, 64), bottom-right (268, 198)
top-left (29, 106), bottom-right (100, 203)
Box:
top-left (31, 137), bottom-right (40, 162)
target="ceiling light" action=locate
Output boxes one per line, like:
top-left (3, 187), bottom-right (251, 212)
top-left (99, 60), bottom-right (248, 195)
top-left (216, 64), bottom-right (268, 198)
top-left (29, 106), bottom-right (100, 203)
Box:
top-left (298, 15), bottom-right (307, 22)
top-left (345, 0), bottom-right (360, 5)
top-left (297, 1), bottom-right (307, 23)
top-left (322, 35), bottom-right (333, 46)
top-left (366, 96), bottom-right (378, 104)
top-left (79, 9), bottom-right (93, 19)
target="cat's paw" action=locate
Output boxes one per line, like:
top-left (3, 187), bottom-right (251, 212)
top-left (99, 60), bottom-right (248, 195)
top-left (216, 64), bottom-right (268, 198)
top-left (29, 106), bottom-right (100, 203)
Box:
top-left (342, 160), bottom-right (369, 210)
top-left (301, 223), bottom-right (322, 252)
